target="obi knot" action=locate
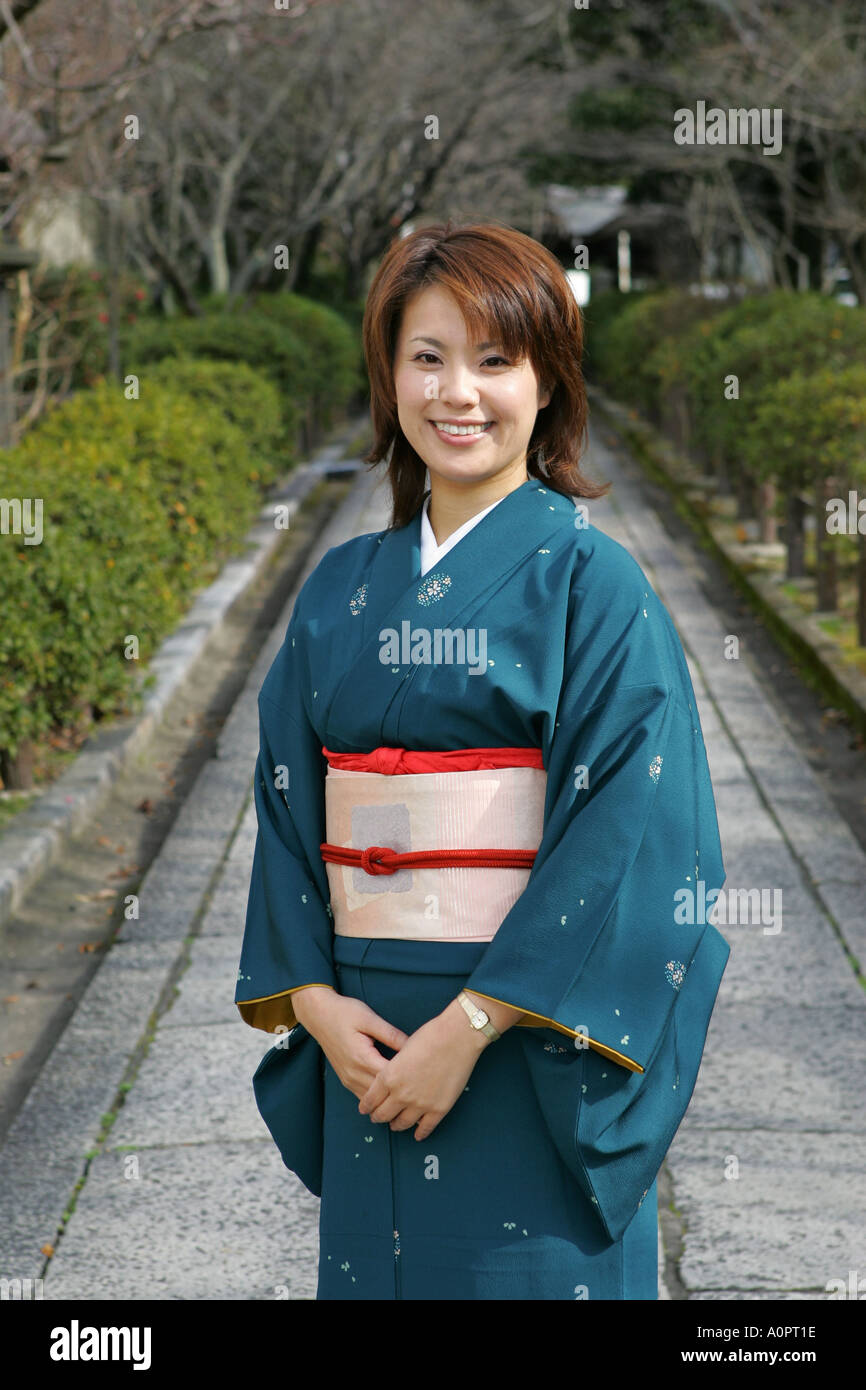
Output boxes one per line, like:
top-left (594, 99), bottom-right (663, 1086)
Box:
top-left (371, 746), bottom-right (407, 774)
top-left (359, 845), bottom-right (398, 875)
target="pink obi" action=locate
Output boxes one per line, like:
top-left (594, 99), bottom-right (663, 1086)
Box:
top-left (320, 746), bottom-right (546, 942)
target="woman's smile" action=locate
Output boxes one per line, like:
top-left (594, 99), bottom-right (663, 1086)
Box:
top-left (429, 419), bottom-right (495, 445)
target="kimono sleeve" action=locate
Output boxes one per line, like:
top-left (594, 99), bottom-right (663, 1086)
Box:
top-left (463, 544), bottom-right (730, 1241)
top-left (234, 613), bottom-right (336, 1033)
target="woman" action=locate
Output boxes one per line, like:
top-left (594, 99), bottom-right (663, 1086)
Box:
top-left (235, 220), bottom-right (729, 1300)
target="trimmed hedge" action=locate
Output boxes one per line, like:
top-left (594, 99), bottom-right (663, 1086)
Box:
top-left (120, 312), bottom-right (306, 440)
top-left (0, 365), bottom-right (282, 766)
top-left (2, 290), bottom-right (361, 786)
top-left (120, 292), bottom-right (362, 448)
top-left (584, 287), bottom-right (722, 421)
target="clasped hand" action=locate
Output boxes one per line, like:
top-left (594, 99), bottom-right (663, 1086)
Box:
top-left (293, 989), bottom-right (485, 1143)
top-left (359, 1005), bottom-right (485, 1142)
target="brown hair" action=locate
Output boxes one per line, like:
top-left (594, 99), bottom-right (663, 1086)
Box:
top-left (361, 218), bottom-right (610, 529)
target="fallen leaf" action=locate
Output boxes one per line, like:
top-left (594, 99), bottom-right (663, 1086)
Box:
top-left (107, 865), bottom-right (139, 880)
top-left (41, 1244), bottom-right (54, 1257)
top-left (3, 995), bottom-right (20, 1004)
top-left (78, 942), bottom-right (100, 953)
top-left (95, 836), bottom-right (113, 849)
top-left (3, 1051), bottom-right (24, 1063)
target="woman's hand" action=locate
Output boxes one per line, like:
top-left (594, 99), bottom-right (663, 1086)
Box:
top-left (291, 986), bottom-right (408, 1103)
top-left (358, 998), bottom-right (491, 1142)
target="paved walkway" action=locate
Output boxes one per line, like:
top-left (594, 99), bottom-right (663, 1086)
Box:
top-left (2, 425), bottom-right (864, 1299)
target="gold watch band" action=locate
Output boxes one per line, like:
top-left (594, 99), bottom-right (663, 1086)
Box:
top-left (457, 990), bottom-right (500, 1041)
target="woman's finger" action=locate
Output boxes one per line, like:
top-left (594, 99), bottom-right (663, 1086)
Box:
top-left (358, 1070), bottom-right (390, 1115)
top-left (362, 1016), bottom-right (409, 1052)
top-left (367, 1094), bottom-right (404, 1124)
top-left (388, 1108), bottom-right (423, 1133)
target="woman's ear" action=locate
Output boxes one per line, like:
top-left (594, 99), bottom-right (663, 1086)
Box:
top-left (538, 381), bottom-right (553, 411)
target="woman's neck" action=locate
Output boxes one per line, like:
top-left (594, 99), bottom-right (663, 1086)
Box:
top-left (426, 467), bottom-right (528, 547)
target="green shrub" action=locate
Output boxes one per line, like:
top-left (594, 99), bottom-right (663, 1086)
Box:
top-left (1, 291), bottom-right (361, 772)
top-left (0, 377), bottom-right (267, 759)
top-left (120, 292), bottom-right (362, 445)
top-left (120, 312), bottom-right (306, 436)
top-left (687, 294), bottom-right (866, 471)
top-left (142, 357), bottom-right (285, 487)
top-left (584, 287), bottom-right (721, 419)
top-left (743, 362), bottom-right (866, 491)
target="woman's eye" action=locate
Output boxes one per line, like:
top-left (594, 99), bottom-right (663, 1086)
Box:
top-left (412, 353), bottom-right (509, 367)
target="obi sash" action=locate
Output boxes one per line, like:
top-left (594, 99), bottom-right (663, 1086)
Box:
top-left (320, 746), bottom-right (546, 942)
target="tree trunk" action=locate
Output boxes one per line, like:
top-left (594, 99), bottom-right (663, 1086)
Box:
top-left (814, 475), bottom-right (838, 612)
top-left (734, 461), bottom-right (755, 521)
top-left (293, 223), bottom-right (324, 296)
top-left (712, 440), bottom-right (731, 494)
top-left (785, 491), bottom-right (806, 578)
top-left (758, 480), bottom-right (777, 544)
top-left (0, 739), bottom-right (35, 791)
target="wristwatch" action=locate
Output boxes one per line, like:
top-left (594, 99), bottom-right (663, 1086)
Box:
top-left (457, 990), bottom-right (500, 1042)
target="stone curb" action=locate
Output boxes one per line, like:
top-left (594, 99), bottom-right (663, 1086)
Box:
top-left (588, 384), bottom-right (866, 733)
top-left (0, 429), bottom-right (364, 934)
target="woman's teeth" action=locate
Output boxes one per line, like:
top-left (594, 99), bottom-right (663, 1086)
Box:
top-left (434, 422), bottom-right (493, 435)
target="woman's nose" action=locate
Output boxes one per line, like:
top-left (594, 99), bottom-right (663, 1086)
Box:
top-left (439, 366), bottom-right (480, 406)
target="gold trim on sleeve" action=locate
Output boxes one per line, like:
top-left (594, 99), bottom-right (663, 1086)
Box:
top-left (236, 983), bottom-right (335, 1034)
top-left (466, 991), bottom-right (645, 1074)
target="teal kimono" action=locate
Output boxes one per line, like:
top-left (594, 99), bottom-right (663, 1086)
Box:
top-left (235, 477), bottom-right (729, 1299)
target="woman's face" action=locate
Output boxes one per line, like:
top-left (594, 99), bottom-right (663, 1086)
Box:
top-left (392, 283), bottom-right (551, 490)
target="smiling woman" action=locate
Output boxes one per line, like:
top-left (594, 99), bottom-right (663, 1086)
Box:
top-left (235, 219), bottom-right (730, 1301)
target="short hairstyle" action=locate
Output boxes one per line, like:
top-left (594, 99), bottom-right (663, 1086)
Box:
top-left (362, 218), bottom-right (610, 529)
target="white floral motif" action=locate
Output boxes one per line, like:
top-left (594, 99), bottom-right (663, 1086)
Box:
top-left (665, 960), bottom-right (687, 990)
top-left (349, 583), bottom-right (368, 616)
top-left (649, 754), bottom-right (663, 783)
top-left (416, 573), bottom-right (452, 606)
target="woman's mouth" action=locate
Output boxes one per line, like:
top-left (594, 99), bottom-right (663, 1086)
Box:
top-left (429, 420), bottom-right (494, 444)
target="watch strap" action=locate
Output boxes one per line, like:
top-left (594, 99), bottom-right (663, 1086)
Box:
top-left (457, 990), bottom-right (500, 1041)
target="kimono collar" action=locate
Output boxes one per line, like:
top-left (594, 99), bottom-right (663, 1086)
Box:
top-left (420, 491), bottom-right (506, 576)
top-left (324, 478), bottom-right (577, 745)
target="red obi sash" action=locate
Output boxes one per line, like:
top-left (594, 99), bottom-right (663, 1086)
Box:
top-left (321, 745), bottom-right (544, 774)
top-left (319, 745), bottom-right (543, 876)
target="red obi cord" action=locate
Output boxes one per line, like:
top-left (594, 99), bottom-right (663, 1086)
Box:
top-left (319, 744), bottom-right (543, 876)
top-left (320, 844), bottom-right (537, 876)
top-left (321, 744), bottom-right (544, 774)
